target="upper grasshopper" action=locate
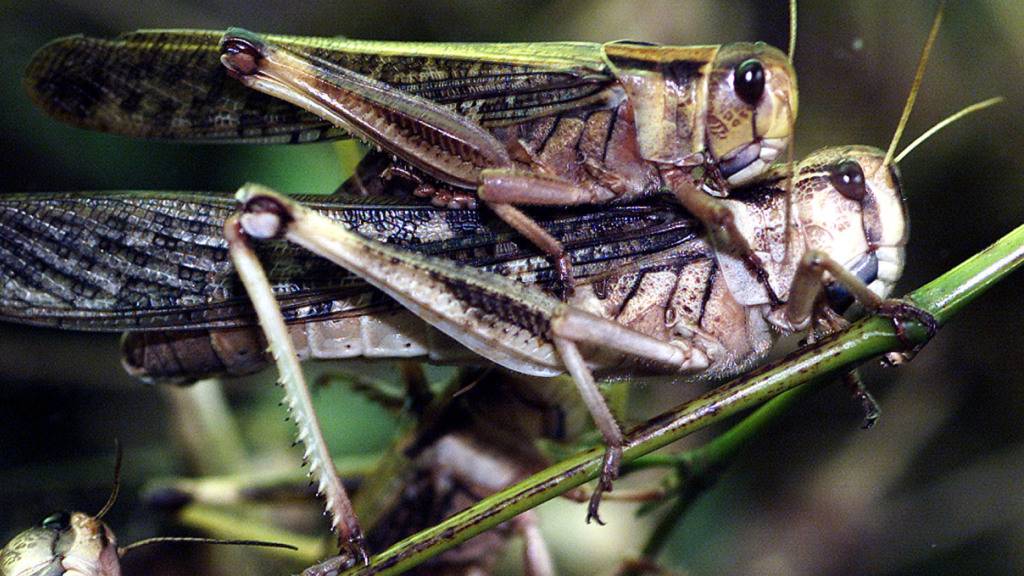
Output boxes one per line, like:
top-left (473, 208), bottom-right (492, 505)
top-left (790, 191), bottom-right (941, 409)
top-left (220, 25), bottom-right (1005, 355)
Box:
top-left (25, 22), bottom-right (797, 296)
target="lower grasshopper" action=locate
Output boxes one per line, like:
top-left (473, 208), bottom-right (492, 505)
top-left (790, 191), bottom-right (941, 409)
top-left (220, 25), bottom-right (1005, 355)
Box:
top-left (0, 445), bottom-right (294, 576)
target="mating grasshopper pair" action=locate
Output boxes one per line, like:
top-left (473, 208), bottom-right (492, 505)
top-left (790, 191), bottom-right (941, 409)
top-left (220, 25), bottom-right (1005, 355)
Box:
top-left (13, 11), bottom-right (803, 556)
top-left (1, 2), bottom-right (997, 573)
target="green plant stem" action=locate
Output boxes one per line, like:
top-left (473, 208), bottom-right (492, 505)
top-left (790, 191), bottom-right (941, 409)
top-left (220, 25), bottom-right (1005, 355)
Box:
top-left (333, 224), bottom-right (1024, 576)
top-left (623, 382), bottom-right (823, 571)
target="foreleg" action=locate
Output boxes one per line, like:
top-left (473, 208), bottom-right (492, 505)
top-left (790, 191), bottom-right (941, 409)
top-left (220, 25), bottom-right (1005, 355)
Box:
top-left (663, 168), bottom-right (782, 305)
top-left (783, 250), bottom-right (937, 352)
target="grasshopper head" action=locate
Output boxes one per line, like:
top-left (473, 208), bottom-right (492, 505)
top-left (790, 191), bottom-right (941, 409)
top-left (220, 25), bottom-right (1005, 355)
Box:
top-left (793, 146), bottom-right (908, 312)
top-left (0, 511), bottom-right (121, 576)
top-left (707, 42), bottom-right (798, 186)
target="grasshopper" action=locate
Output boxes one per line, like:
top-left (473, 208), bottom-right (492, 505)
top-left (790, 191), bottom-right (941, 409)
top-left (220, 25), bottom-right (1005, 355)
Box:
top-left (0, 446), bottom-right (294, 576)
top-left (3, 86), bottom-right (993, 576)
top-left (26, 15), bottom-right (798, 297)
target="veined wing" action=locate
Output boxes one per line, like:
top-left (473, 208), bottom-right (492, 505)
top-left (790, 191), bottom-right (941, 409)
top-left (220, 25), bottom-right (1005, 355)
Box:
top-left (0, 190), bottom-right (697, 331)
top-left (25, 30), bottom-right (616, 144)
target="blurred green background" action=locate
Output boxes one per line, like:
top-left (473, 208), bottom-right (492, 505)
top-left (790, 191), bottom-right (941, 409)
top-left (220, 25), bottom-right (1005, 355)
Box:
top-left (1, 1), bottom-right (1022, 575)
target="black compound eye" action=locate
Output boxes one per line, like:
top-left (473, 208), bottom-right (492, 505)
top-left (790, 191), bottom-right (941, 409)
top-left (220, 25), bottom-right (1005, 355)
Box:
top-left (830, 160), bottom-right (867, 201)
top-left (733, 59), bottom-right (766, 105)
top-left (42, 511), bottom-right (71, 531)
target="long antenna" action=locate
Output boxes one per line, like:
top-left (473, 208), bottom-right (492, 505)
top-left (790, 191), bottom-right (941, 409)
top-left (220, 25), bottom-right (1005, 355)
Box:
top-left (788, 0), bottom-right (798, 61)
top-left (781, 0), bottom-right (798, 263)
top-left (782, 100), bottom-right (797, 264)
top-left (894, 97), bottom-right (1003, 164)
top-left (119, 537), bottom-right (297, 557)
top-left (883, 2), bottom-right (945, 167)
top-left (95, 439), bottom-right (123, 520)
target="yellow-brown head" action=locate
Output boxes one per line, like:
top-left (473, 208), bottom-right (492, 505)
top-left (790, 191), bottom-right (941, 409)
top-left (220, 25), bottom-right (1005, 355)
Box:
top-left (707, 42), bottom-right (798, 186)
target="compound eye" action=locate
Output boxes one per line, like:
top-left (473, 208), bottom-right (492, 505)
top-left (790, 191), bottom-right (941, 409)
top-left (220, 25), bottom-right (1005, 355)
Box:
top-left (733, 59), bottom-right (766, 105)
top-left (830, 160), bottom-right (867, 201)
top-left (42, 511), bottom-right (71, 532)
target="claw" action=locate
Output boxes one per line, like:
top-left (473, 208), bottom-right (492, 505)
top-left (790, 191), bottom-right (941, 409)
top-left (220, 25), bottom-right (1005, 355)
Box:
top-left (843, 371), bottom-right (881, 429)
top-left (876, 298), bottom-right (938, 355)
top-left (300, 553), bottom-right (361, 576)
top-left (586, 446), bottom-right (622, 525)
top-left (301, 535), bottom-right (367, 576)
top-left (343, 533), bottom-right (370, 567)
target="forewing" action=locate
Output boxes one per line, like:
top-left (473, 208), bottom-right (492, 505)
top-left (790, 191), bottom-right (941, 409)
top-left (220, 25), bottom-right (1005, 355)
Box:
top-left (0, 189), bottom-right (697, 331)
top-left (25, 30), bottom-right (616, 143)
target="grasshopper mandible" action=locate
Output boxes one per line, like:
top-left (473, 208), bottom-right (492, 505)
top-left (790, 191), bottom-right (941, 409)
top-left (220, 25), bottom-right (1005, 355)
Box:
top-left (26, 17), bottom-right (797, 297)
top-left (0, 445), bottom-right (294, 576)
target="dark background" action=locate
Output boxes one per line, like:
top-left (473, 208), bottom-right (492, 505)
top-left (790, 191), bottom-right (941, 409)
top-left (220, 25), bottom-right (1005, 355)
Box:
top-left (1, 2), bottom-right (1022, 575)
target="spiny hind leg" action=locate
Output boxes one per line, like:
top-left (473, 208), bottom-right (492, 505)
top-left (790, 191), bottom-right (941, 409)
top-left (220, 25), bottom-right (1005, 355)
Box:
top-left (224, 215), bottom-right (368, 565)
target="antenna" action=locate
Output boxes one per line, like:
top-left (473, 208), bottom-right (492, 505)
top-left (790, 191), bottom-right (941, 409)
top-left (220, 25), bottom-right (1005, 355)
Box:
top-left (788, 0), bottom-right (798, 61)
top-left (119, 537), bottom-right (297, 557)
top-left (894, 97), bottom-right (1003, 164)
top-left (782, 100), bottom-right (798, 264)
top-left (95, 439), bottom-right (123, 520)
top-left (883, 2), bottom-right (945, 167)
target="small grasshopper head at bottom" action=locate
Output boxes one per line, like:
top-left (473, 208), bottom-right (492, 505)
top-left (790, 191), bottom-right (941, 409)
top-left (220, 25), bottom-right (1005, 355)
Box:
top-left (0, 447), bottom-right (295, 576)
top-left (0, 511), bottom-right (122, 576)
